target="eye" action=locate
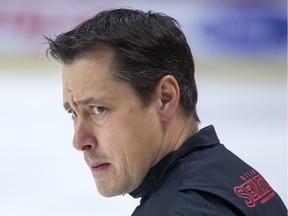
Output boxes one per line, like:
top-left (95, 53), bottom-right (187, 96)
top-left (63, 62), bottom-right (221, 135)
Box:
top-left (68, 109), bottom-right (77, 120)
top-left (91, 106), bottom-right (107, 115)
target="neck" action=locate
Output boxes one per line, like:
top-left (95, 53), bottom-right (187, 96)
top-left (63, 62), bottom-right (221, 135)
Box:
top-left (169, 117), bottom-right (198, 151)
top-left (155, 115), bottom-right (198, 166)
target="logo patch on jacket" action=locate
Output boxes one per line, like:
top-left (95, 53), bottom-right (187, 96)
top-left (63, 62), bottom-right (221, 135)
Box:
top-left (233, 169), bottom-right (276, 208)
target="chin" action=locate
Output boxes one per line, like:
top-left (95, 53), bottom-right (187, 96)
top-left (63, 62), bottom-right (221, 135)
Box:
top-left (98, 190), bottom-right (126, 198)
top-left (94, 177), bottom-right (137, 197)
top-left (96, 184), bottom-right (127, 198)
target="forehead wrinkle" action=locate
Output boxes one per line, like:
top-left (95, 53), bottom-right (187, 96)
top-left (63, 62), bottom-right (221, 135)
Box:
top-left (64, 97), bottom-right (108, 111)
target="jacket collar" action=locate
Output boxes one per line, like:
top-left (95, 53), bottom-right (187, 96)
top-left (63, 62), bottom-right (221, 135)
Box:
top-left (129, 125), bottom-right (220, 200)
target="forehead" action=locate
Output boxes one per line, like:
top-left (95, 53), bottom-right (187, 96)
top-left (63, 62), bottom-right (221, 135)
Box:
top-left (62, 51), bottom-right (114, 84)
top-left (62, 51), bottom-right (115, 98)
top-left (61, 51), bottom-right (138, 106)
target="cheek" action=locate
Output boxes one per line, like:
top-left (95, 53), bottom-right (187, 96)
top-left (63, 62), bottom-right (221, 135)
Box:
top-left (103, 115), bottom-right (155, 171)
top-left (99, 107), bottom-right (160, 177)
top-left (103, 122), bottom-right (149, 165)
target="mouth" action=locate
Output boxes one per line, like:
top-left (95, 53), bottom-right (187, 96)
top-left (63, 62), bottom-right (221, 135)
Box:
top-left (90, 163), bottom-right (110, 173)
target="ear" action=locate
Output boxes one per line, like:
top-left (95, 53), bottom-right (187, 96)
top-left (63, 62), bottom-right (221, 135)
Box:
top-left (156, 75), bottom-right (180, 122)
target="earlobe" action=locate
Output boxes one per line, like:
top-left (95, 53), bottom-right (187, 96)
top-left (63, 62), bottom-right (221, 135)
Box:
top-left (157, 75), bottom-right (180, 122)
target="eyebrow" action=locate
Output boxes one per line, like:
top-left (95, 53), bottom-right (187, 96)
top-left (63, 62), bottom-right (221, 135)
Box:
top-left (63, 97), bottom-right (106, 111)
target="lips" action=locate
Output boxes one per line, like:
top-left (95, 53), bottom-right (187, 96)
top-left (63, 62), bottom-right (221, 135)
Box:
top-left (90, 163), bottom-right (110, 173)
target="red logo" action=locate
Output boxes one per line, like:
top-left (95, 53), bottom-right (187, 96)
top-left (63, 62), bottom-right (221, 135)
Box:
top-left (234, 169), bottom-right (276, 208)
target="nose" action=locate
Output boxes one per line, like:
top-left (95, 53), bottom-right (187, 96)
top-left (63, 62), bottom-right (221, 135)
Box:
top-left (73, 119), bottom-right (97, 151)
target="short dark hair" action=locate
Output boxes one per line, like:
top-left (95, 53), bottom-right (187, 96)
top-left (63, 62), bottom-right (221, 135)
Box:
top-left (46, 8), bottom-right (200, 122)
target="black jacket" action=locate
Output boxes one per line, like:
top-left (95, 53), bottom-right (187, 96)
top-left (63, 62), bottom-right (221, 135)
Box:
top-left (130, 125), bottom-right (287, 215)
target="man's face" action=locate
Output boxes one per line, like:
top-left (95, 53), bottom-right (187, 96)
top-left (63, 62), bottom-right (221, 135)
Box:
top-left (62, 51), bottom-right (163, 197)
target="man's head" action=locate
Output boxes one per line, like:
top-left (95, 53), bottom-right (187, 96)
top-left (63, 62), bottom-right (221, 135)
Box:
top-left (47, 8), bottom-right (199, 121)
top-left (46, 8), bottom-right (200, 197)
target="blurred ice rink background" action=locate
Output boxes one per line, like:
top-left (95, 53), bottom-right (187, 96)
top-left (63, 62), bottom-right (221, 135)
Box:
top-left (0, 0), bottom-right (286, 215)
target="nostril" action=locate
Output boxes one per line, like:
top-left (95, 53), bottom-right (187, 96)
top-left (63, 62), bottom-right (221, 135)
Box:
top-left (82, 144), bottom-right (93, 151)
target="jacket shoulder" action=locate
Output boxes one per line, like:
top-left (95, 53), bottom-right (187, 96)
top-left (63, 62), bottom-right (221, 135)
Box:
top-left (177, 144), bottom-right (287, 216)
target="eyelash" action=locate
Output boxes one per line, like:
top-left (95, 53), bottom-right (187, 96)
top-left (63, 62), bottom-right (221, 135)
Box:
top-left (67, 106), bottom-right (107, 120)
top-left (91, 106), bottom-right (107, 115)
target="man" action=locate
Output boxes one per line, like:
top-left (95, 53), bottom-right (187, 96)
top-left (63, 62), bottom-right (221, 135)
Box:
top-left (46, 8), bottom-right (286, 216)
